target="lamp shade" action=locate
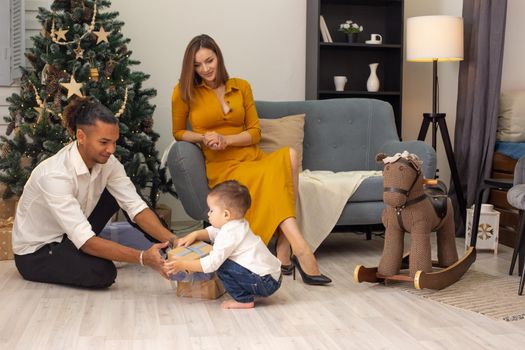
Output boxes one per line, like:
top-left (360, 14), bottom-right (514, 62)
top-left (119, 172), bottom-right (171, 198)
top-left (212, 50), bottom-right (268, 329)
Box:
top-left (406, 15), bottom-right (464, 62)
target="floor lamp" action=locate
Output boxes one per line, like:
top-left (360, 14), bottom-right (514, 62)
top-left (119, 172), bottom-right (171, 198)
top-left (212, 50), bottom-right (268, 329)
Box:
top-left (406, 15), bottom-right (467, 225)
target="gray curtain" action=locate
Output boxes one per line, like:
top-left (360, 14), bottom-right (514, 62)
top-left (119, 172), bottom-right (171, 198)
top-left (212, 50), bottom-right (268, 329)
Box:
top-left (453, 0), bottom-right (507, 234)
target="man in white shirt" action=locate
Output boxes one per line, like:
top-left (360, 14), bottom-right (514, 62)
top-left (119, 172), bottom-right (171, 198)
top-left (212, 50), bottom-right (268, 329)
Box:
top-left (12, 97), bottom-right (177, 288)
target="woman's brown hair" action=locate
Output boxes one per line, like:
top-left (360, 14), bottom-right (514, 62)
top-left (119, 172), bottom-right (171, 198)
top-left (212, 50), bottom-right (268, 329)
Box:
top-left (179, 34), bottom-right (229, 102)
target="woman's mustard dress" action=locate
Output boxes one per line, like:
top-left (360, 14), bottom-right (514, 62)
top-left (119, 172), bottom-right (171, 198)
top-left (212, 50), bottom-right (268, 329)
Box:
top-left (172, 78), bottom-right (295, 244)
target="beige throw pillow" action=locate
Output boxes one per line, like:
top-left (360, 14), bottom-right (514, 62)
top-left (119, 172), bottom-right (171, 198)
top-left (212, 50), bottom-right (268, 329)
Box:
top-left (259, 114), bottom-right (305, 171)
top-left (497, 91), bottom-right (525, 142)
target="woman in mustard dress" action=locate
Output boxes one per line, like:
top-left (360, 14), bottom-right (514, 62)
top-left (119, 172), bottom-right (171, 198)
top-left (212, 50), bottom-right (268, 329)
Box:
top-left (171, 34), bottom-right (330, 285)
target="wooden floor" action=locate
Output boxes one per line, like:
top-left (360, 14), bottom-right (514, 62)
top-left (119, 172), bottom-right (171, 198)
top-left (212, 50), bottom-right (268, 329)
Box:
top-left (1, 232), bottom-right (524, 350)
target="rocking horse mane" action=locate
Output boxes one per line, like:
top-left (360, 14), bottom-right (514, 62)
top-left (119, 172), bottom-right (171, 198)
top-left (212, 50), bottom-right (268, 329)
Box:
top-left (376, 151), bottom-right (423, 171)
top-left (381, 151), bottom-right (426, 207)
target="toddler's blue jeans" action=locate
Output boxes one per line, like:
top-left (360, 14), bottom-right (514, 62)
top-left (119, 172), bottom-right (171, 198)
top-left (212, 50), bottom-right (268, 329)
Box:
top-left (217, 259), bottom-right (281, 303)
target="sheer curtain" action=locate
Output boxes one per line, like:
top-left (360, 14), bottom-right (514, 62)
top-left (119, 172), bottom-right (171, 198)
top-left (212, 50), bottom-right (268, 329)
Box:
top-left (453, 0), bottom-right (508, 234)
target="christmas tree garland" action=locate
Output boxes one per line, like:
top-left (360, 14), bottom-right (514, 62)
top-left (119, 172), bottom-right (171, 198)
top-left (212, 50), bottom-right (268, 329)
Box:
top-left (49, 2), bottom-right (97, 45)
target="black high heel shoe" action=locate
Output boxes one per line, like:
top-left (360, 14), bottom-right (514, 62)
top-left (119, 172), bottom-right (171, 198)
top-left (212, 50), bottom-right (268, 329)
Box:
top-left (281, 264), bottom-right (294, 276)
top-left (290, 255), bottom-right (332, 285)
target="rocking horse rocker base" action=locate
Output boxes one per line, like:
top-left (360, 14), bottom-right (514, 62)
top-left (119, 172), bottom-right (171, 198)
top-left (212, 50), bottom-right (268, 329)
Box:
top-left (353, 152), bottom-right (474, 290)
top-left (354, 247), bottom-right (476, 290)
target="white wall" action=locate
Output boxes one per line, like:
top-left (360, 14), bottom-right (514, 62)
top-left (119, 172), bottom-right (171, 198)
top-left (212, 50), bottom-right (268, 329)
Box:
top-left (403, 0), bottom-right (463, 189)
top-left (501, 0), bottom-right (525, 92)
top-left (111, 0), bottom-right (307, 220)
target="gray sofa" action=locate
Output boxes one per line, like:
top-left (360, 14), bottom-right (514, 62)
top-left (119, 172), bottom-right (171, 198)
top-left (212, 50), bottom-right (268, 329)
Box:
top-left (167, 98), bottom-right (436, 228)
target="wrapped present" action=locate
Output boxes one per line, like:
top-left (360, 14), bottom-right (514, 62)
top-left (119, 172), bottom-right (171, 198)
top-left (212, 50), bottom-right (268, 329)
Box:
top-left (176, 274), bottom-right (225, 300)
top-left (0, 217), bottom-right (14, 261)
top-left (0, 196), bottom-right (19, 220)
top-left (167, 241), bottom-right (214, 282)
top-left (99, 221), bottom-right (154, 251)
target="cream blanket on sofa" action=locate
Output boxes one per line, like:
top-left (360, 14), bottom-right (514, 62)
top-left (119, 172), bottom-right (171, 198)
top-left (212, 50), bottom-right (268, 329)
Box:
top-left (296, 170), bottom-right (382, 251)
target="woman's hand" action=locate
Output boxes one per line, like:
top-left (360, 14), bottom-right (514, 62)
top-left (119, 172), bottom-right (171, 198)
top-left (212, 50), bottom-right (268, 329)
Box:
top-left (203, 131), bottom-right (228, 150)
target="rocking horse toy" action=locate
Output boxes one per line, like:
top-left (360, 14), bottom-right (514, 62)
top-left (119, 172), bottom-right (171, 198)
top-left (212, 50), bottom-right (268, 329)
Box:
top-left (354, 151), bottom-right (476, 290)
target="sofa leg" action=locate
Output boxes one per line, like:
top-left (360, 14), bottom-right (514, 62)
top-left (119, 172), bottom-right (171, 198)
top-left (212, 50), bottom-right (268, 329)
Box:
top-left (365, 228), bottom-right (372, 240)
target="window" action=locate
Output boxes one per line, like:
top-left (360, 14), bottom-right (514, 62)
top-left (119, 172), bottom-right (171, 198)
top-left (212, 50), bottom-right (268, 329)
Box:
top-left (0, 0), bottom-right (25, 86)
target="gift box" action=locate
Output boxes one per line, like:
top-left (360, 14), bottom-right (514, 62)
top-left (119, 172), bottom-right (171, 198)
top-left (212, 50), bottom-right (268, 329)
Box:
top-left (0, 194), bottom-right (19, 220)
top-left (175, 274), bottom-right (225, 300)
top-left (99, 221), bottom-right (154, 251)
top-left (0, 217), bottom-right (14, 261)
top-left (167, 241), bottom-right (214, 282)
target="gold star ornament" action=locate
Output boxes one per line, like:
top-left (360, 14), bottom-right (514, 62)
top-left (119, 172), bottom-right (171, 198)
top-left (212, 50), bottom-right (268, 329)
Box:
top-left (94, 27), bottom-right (110, 44)
top-left (60, 76), bottom-right (84, 99)
top-left (54, 28), bottom-right (69, 42)
top-left (74, 42), bottom-right (84, 59)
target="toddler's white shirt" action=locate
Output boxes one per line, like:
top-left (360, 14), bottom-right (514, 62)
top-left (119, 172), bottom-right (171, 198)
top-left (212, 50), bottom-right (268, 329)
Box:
top-left (200, 219), bottom-right (281, 281)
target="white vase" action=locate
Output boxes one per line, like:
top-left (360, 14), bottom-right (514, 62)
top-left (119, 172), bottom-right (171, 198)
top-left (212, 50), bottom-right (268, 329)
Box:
top-left (367, 63), bottom-right (380, 92)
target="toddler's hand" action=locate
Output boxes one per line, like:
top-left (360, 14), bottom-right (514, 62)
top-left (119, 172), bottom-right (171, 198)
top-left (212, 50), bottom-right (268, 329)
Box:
top-left (163, 260), bottom-right (183, 276)
top-left (177, 232), bottom-right (197, 247)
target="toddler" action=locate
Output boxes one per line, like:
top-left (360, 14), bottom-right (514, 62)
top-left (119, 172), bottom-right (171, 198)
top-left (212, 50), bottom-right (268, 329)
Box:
top-left (164, 180), bottom-right (281, 309)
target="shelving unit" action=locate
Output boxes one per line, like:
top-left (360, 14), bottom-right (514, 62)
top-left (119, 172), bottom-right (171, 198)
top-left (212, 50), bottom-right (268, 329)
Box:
top-left (306, 0), bottom-right (404, 136)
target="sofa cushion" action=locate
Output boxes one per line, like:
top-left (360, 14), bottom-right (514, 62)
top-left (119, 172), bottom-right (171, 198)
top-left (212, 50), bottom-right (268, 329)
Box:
top-left (348, 175), bottom-right (384, 202)
top-left (497, 91), bottom-right (525, 142)
top-left (255, 99), bottom-right (399, 172)
top-left (337, 201), bottom-right (385, 226)
top-left (259, 114), bottom-right (305, 171)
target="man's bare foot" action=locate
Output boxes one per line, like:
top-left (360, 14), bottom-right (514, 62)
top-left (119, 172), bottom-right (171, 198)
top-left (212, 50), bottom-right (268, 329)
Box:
top-left (221, 300), bottom-right (255, 309)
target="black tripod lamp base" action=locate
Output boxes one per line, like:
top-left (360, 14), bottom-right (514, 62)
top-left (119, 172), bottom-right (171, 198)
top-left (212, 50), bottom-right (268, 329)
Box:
top-left (417, 112), bottom-right (467, 227)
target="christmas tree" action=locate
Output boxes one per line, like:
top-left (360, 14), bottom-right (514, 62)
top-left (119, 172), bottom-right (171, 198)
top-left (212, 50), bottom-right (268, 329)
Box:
top-left (0, 0), bottom-right (173, 206)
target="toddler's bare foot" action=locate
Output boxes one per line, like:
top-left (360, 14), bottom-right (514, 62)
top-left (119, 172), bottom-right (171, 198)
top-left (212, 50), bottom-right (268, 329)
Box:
top-left (222, 300), bottom-right (255, 309)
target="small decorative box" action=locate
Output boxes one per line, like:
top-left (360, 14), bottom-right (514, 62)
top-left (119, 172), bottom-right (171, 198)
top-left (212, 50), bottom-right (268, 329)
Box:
top-left (167, 241), bottom-right (214, 282)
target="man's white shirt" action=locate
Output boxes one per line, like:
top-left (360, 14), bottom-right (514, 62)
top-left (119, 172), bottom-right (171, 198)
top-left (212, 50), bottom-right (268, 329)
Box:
top-left (12, 141), bottom-right (148, 255)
